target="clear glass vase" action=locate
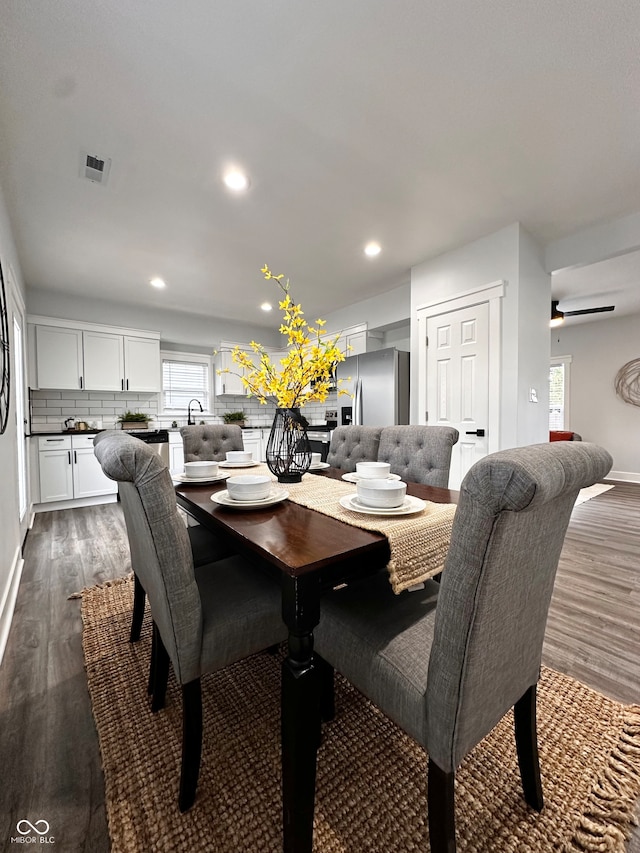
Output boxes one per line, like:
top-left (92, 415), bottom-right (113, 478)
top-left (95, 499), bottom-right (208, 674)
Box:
top-left (265, 408), bottom-right (311, 483)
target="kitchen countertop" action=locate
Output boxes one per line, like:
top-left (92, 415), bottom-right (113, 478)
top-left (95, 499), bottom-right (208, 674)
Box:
top-left (30, 429), bottom-right (105, 437)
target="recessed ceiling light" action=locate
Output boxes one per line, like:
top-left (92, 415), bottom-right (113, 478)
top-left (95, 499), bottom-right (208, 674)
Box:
top-left (261, 302), bottom-right (272, 312)
top-left (364, 241), bottom-right (381, 257)
top-left (149, 277), bottom-right (166, 289)
top-left (223, 168), bottom-right (250, 191)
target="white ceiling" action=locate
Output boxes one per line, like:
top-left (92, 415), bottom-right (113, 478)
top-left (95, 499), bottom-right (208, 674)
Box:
top-left (1, 0), bottom-right (640, 328)
top-left (553, 248), bottom-right (640, 323)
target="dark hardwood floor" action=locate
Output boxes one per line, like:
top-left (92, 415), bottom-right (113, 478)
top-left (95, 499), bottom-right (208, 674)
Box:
top-left (0, 483), bottom-right (638, 852)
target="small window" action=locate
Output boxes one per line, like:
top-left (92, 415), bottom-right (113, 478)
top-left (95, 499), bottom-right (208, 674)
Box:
top-left (549, 355), bottom-right (572, 431)
top-left (162, 353), bottom-right (210, 411)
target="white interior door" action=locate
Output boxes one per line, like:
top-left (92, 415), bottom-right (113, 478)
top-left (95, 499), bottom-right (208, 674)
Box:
top-left (426, 303), bottom-right (490, 488)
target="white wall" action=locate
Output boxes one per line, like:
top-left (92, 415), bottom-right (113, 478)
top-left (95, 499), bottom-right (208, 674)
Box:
top-left (516, 227), bottom-right (552, 446)
top-left (27, 288), bottom-right (282, 351)
top-left (411, 223), bottom-right (551, 448)
top-left (322, 282), bottom-right (410, 334)
top-left (551, 312), bottom-right (640, 481)
top-left (0, 180), bottom-right (28, 665)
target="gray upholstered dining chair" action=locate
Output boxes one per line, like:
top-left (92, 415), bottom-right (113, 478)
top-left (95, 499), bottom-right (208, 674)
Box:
top-left (94, 431), bottom-right (287, 812)
top-left (326, 425), bottom-right (383, 472)
top-left (313, 441), bottom-right (613, 853)
top-left (95, 431), bottom-right (233, 644)
top-left (377, 425), bottom-right (459, 487)
top-left (180, 424), bottom-right (244, 462)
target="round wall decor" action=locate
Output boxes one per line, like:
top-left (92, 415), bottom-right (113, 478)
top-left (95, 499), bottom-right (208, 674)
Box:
top-left (0, 260), bottom-right (10, 434)
top-left (614, 358), bottom-right (640, 407)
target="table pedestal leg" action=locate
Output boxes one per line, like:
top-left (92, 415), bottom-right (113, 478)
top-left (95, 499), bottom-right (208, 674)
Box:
top-left (281, 575), bottom-right (321, 853)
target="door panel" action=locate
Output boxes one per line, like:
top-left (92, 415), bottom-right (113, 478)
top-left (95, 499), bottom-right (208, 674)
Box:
top-left (72, 447), bottom-right (118, 498)
top-left (39, 449), bottom-right (73, 502)
top-left (427, 302), bottom-right (489, 488)
top-left (35, 326), bottom-right (83, 389)
top-left (124, 336), bottom-right (161, 392)
top-left (84, 331), bottom-right (124, 391)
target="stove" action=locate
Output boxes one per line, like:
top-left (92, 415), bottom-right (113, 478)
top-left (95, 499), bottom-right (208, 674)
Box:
top-left (121, 429), bottom-right (169, 444)
top-left (121, 428), bottom-right (170, 465)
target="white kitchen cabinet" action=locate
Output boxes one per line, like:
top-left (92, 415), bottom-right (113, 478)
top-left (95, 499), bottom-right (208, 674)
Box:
top-left (215, 343), bottom-right (264, 397)
top-left (169, 432), bottom-right (185, 472)
top-left (83, 331), bottom-right (160, 392)
top-left (215, 349), bottom-right (246, 396)
top-left (38, 436), bottom-right (74, 501)
top-left (241, 429), bottom-right (262, 463)
top-left (71, 435), bottom-right (118, 498)
top-left (124, 336), bottom-right (161, 391)
top-left (345, 330), bottom-right (367, 355)
top-left (35, 326), bottom-right (84, 390)
top-left (37, 434), bottom-right (117, 503)
top-left (83, 331), bottom-right (125, 391)
top-left (260, 429), bottom-right (271, 461)
top-left (30, 316), bottom-right (161, 392)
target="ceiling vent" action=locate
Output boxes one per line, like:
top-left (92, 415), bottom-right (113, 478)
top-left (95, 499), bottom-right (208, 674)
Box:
top-left (80, 152), bottom-right (112, 185)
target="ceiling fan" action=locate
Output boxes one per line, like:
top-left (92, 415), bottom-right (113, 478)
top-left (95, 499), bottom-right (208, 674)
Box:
top-left (550, 299), bottom-right (615, 327)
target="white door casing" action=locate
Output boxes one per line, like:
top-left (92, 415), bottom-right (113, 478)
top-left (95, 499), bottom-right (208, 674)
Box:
top-left (417, 281), bottom-right (504, 489)
top-left (426, 303), bottom-right (489, 488)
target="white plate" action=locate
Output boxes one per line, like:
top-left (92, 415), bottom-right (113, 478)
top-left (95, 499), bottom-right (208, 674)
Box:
top-left (211, 489), bottom-right (289, 509)
top-left (339, 493), bottom-right (426, 516)
top-left (172, 471), bottom-right (230, 484)
top-left (341, 472), bottom-right (401, 484)
top-left (308, 462), bottom-right (331, 471)
top-left (219, 460), bottom-right (260, 468)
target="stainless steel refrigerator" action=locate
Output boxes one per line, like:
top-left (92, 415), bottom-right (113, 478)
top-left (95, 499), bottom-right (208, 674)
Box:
top-left (336, 348), bottom-right (410, 427)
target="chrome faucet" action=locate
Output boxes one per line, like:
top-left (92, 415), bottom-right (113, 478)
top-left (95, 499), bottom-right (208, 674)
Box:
top-left (187, 399), bottom-right (203, 425)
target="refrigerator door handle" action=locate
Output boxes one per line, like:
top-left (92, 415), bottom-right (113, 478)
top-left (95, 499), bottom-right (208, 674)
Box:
top-left (354, 378), bottom-right (363, 426)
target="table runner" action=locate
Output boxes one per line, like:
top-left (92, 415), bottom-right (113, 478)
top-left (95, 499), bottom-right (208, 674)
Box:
top-left (238, 465), bottom-right (457, 593)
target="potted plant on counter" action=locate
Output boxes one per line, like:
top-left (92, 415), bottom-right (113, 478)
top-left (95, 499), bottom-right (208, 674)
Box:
top-left (117, 410), bottom-right (152, 430)
top-left (222, 410), bottom-right (246, 428)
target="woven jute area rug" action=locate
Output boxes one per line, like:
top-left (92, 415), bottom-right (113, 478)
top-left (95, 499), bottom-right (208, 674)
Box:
top-left (81, 577), bottom-right (640, 853)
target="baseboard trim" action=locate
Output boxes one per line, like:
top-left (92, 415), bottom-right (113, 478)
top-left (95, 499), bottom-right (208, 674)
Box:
top-left (33, 493), bottom-right (118, 513)
top-left (607, 471), bottom-right (640, 485)
top-left (0, 547), bottom-right (24, 669)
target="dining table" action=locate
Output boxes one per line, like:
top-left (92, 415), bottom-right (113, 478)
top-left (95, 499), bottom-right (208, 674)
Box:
top-left (175, 465), bottom-right (458, 853)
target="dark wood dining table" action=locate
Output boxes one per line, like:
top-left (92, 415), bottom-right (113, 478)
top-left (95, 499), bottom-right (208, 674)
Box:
top-left (175, 467), bottom-right (458, 853)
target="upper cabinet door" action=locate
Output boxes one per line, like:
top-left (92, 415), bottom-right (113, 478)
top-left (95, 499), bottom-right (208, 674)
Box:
top-left (215, 349), bottom-right (246, 396)
top-left (124, 336), bottom-right (161, 392)
top-left (83, 331), bottom-right (124, 391)
top-left (35, 326), bottom-right (84, 389)
top-left (345, 330), bottom-right (367, 356)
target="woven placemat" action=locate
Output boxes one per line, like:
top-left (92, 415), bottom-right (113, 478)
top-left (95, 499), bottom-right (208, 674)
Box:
top-left (245, 465), bottom-right (456, 593)
top-left (82, 577), bottom-right (640, 853)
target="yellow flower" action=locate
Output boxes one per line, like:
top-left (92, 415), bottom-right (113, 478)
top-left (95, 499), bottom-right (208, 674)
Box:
top-left (218, 266), bottom-right (350, 408)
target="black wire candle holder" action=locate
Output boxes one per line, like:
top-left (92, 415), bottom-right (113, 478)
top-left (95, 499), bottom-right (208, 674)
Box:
top-left (265, 408), bottom-right (312, 483)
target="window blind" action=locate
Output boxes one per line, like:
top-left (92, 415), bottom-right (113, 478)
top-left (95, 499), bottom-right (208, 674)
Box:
top-left (162, 358), bottom-right (209, 410)
top-left (549, 362), bottom-right (565, 430)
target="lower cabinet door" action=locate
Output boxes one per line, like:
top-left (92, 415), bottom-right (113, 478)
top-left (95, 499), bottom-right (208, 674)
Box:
top-left (72, 447), bottom-right (118, 498)
top-left (170, 442), bottom-right (185, 472)
top-left (242, 435), bottom-right (262, 464)
top-left (39, 449), bottom-right (74, 502)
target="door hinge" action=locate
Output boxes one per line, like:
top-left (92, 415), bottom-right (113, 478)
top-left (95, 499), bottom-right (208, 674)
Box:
top-left (425, 335), bottom-right (429, 347)
top-left (425, 411), bottom-right (428, 422)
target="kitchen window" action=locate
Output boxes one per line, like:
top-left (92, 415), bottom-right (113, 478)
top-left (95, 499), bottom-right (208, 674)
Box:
top-left (549, 355), bottom-right (572, 430)
top-left (162, 352), bottom-right (211, 411)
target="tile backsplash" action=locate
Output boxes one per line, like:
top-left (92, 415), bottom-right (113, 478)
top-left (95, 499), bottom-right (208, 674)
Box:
top-left (29, 389), bottom-right (340, 432)
top-left (30, 389), bottom-right (160, 432)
